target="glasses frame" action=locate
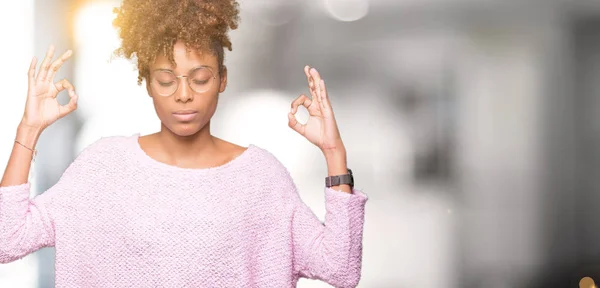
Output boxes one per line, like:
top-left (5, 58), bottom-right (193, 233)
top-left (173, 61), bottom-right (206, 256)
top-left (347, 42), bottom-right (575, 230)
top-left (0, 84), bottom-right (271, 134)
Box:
top-left (150, 66), bottom-right (218, 97)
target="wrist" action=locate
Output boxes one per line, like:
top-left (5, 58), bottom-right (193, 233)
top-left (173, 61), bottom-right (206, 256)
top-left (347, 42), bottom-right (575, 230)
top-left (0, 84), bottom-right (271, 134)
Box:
top-left (16, 122), bottom-right (42, 149)
top-left (325, 150), bottom-right (347, 177)
top-left (323, 140), bottom-right (346, 160)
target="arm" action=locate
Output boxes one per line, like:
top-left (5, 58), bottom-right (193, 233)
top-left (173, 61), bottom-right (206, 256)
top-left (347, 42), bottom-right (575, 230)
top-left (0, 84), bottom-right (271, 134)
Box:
top-left (0, 126), bottom-right (86, 263)
top-left (0, 125), bottom-right (47, 263)
top-left (287, 66), bottom-right (368, 287)
top-left (0, 45), bottom-right (78, 263)
top-left (324, 148), bottom-right (351, 193)
top-left (289, 165), bottom-right (368, 288)
top-left (1, 125), bottom-right (40, 187)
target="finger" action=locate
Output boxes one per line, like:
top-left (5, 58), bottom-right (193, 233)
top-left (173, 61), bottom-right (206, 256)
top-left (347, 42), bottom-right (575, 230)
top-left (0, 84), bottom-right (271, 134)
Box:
top-left (304, 65), bottom-right (318, 100)
top-left (288, 112), bottom-right (305, 136)
top-left (46, 50), bottom-right (73, 82)
top-left (54, 78), bottom-right (75, 98)
top-left (28, 56), bottom-right (37, 89)
top-left (309, 68), bottom-right (323, 101)
top-left (304, 65), bottom-right (311, 85)
top-left (304, 65), bottom-right (312, 85)
top-left (58, 90), bottom-right (79, 119)
top-left (320, 79), bottom-right (331, 111)
top-left (320, 79), bottom-right (336, 120)
top-left (290, 94), bottom-right (311, 115)
top-left (37, 45), bottom-right (56, 82)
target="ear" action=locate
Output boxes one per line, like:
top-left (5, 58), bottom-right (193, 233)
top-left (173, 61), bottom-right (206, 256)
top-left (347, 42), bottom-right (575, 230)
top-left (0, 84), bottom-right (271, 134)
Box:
top-left (218, 66), bottom-right (228, 93)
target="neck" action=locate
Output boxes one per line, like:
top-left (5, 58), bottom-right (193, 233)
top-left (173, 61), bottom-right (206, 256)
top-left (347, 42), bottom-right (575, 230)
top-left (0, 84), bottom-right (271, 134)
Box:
top-left (156, 122), bottom-right (217, 161)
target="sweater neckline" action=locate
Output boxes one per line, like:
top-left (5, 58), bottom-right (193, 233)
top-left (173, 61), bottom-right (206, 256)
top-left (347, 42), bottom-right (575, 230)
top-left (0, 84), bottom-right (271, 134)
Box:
top-left (129, 133), bottom-right (255, 174)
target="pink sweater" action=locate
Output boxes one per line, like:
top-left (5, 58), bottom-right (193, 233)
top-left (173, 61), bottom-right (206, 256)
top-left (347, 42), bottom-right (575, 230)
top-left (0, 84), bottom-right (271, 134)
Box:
top-left (0, 134), bottom-right (368, 287)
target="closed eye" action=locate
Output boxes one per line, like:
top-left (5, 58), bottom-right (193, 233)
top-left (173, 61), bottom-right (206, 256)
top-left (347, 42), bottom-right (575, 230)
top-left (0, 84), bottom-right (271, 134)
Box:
top-left (193, 79), bottom-right (209, 85)
top-left (158, 81), bottom-right (175, 87)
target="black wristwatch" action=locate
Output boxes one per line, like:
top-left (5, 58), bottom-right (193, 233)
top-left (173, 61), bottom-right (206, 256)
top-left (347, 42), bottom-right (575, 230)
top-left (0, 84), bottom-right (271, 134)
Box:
top-left (325, 168), bottom-right (354, 188)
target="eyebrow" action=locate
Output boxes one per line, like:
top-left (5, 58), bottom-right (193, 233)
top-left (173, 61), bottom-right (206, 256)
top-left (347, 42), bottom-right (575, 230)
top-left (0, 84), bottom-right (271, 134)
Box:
top-left (152, 65), bottom-right (213, 73)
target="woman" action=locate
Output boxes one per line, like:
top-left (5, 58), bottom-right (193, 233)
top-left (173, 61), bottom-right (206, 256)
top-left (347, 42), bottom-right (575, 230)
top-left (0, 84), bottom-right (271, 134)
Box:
top-left (0, 0), bottom-right (368, 287)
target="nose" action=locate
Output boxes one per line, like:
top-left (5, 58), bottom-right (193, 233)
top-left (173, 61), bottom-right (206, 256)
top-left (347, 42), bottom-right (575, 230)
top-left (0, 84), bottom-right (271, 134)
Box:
top-left (174, 77), bottom-right (193, 103)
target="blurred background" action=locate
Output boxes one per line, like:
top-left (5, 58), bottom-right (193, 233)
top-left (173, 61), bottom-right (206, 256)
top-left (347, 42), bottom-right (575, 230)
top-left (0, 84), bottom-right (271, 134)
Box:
top-left (2, 0), bottom-right (600, 287)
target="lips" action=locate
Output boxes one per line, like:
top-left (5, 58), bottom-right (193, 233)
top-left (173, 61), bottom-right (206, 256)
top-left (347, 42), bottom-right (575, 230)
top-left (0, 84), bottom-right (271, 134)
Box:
top-left (172, 110), bottom-right (198, 122)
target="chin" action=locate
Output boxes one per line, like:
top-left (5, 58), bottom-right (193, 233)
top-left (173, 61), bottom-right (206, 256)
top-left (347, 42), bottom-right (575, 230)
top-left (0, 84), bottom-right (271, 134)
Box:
top-left (167, 122), bottom-right (205, 137)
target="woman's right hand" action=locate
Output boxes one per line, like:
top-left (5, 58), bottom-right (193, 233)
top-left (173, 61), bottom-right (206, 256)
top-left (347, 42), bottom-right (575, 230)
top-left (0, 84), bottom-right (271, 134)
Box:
top-left (21, 45), bottom-right (78, 132)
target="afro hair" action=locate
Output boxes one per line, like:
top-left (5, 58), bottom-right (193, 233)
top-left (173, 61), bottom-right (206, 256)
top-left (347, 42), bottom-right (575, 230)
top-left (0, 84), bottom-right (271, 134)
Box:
top-left (112, 0), bottom-right (240, 85)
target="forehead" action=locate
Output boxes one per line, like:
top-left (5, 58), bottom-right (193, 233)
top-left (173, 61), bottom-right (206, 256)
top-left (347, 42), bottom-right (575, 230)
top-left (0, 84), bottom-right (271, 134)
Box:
top-left (152, 42), bottom-right (217, 72)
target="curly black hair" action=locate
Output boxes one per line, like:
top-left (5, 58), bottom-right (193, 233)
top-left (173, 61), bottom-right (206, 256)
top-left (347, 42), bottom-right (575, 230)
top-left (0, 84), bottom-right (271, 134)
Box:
top-left (112, 0), bottom-right (240, 85)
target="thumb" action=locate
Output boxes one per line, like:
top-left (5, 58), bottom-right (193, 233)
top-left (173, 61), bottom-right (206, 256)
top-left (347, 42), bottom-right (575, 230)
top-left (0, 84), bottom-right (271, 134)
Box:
top-left (288, 112), bottom-right (305, 136)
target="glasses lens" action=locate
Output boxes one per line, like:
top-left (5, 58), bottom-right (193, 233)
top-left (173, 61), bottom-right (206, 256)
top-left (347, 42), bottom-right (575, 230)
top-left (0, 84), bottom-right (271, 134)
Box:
top-left (189, 67), bottom-right (214, 93)
top-left (151, 71), bottom-right (177, 96)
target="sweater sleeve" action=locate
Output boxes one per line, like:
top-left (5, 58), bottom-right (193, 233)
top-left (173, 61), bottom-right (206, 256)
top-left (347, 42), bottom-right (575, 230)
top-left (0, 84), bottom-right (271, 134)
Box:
top-left (287, 173), bottom-right (368, 287)
top-left (0, 138), bottom-right (100, 264)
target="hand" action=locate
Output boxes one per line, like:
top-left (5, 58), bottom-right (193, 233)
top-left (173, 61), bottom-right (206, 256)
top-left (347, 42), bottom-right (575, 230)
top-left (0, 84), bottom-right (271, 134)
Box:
top-left (288, 66), bottom-right (345, 156)
top-left (21, 45), bottom-right (78, 132)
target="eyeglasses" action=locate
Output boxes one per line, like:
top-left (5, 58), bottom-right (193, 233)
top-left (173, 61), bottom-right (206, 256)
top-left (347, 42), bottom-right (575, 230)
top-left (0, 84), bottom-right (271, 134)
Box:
top-left (150, 66), bottom-right (217, 97)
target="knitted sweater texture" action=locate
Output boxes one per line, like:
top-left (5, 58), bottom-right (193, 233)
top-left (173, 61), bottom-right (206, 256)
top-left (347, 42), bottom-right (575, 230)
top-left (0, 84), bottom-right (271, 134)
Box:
top-left (0, 134), bottom-right (368, 287)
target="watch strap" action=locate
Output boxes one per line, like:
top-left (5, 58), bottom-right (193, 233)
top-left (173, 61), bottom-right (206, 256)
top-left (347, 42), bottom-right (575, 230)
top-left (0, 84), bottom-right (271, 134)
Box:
top-left (325, 168), bottom-right (354, 188)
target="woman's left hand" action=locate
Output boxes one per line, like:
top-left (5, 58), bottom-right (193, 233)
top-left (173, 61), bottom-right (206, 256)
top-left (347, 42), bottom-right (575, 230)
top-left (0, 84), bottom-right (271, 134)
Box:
top-left (288, 66), bottom-right (345, 156)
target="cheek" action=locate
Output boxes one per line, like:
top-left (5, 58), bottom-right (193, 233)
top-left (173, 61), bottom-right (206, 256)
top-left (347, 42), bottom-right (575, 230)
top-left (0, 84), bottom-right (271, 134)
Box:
top-left (197, 96), bottom-right (219, 120)
top-left (152, 98), bottom-right (170, 118)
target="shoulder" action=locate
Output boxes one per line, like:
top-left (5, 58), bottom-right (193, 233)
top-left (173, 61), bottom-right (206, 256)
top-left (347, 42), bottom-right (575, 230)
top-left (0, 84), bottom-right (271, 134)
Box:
top-left (72, 134), bottom-right (134, 164)
top-left (57, 134), bottom-right (132, 182)
top-left (240, 145), bottom-right (301, 207)
top-left (245, 145), bottom-right (294, 183)
top-left (247, 145), bottom-right (286, 169)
